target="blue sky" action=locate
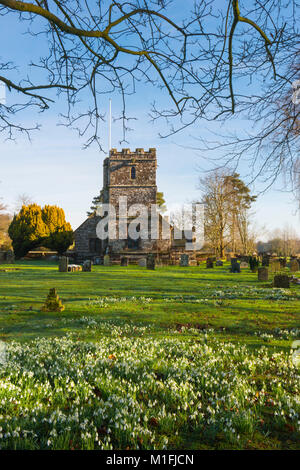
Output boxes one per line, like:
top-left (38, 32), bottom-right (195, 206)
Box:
top-left (1, 106), bottom-right (299, 239)
top-left (0, 2), bottom-right (299, 238)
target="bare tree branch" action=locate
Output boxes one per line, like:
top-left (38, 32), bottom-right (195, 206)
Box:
top-left (0, 0), bottom-right (298, 194)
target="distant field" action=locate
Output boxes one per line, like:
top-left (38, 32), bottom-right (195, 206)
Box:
top-left (0, 261), bottom-right (299, 450)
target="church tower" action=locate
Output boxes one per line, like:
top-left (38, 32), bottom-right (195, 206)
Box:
top-left (102, 148), bottom-right (157, 209)
top-left (74, 147), bottom-right (172, 261)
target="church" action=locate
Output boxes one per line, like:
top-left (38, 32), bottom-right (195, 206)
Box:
top-left (73, 147), bottom-right (195, 264)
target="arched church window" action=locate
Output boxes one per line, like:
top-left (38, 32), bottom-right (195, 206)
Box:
top-left (131, 166), bottom-right (136, 179)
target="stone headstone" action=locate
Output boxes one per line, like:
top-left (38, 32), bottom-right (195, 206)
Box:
top-left (138, 258), bottom-right (147, 267)
top-left (120, 257), bottom-right (128, 267)
top-left (290, 259), bottom-right (299, 273)
top-left (146, 254), bottom-right (155, 270)
top-left (180, 254), bottom-right (189, 267)
top-left (279, 258), bottom-right (287, 269)
top-left (269, 260), bottom-right (281, 272)
top-left (230, 261), bottom-right (241, 273)
top-left (258, 267), bottom-right (268, 282)
top-left (59, 256), bottom-right (69, 272)
top-left (206, 258), bottom-right (214, 268)
top-left (83, 260), bottom-right (92, 272)
top-left (103, 254), bottom-right (110, 266)
top-left (68, 264), bottom-right (82, 272)
top-left (262, 255), bottom-right (270, 267)
top-left (249, 256), bottom-right (259, 272)
top-left (5, 250), bottom-right (15, 264)
top-left (274, 274), bottom-right (290, 288)
top-left (240, 262), bottom-right (249, 269)
top-left (216, 260), bottom-right (223, 267)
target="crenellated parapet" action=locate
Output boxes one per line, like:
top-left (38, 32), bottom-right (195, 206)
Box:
top-left (109, 148), bottom-right (156, 159)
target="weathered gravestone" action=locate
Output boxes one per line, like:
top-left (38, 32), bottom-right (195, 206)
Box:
top-left (216, 260), bottom-right (223, 267)
top-left (290, 259), bottom-right (299, 273)
top-left (138, 258), bottom-right (147, 267)
top-left (189, 259), bottom-right (198, 266)
top-left (146, 254), bottom-right (155, 270)
top-left (42, 288), bottom-right (65, 312)
top-left (5, 250), bottom-right (15, 264)
top-left (249, 256), bottom-right (259, 272)
top-left (120, 257), bottom-right (128, 267)
top-left (68, 264), bottom-right (82, 272)
top-left (279, 258), bottom-right (287, 269)
top-left (269, 259), bottom-right (281, 272)
top-left (230, 259), bottom-right (241, 273)
top-left (262, 255), bottom-right (270, 267)
top-left (258, 267), bottom-right (268, 282)
top-left (274, 274), bottom-right (290, 288)
top-left (240, 262), bottom-right (249, 269)
top-left (59, 256), bottom-right (68, 272)
top-left (180, 254), bottom-right (189, 267)
top-left (82, 260), bottom-right (92, 272)
top-left (206, 258), bottom-right (214, 268)
top-left (103, 254), bottom-right (110, 266)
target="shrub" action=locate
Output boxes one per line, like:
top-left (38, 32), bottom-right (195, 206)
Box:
top-left (9, 204), bottom-right (73, 258)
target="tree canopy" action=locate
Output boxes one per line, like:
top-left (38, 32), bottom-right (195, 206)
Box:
top-left (199, 171), bottom-right (256, 257)
top-left (0, 198), bottom-right (11, 249)
top-left (8, 204), bottom-right (73, 258)
top-left (0, 1), bottom-right (299, 188)
top-left (156, 191), bottom-right (167, 213)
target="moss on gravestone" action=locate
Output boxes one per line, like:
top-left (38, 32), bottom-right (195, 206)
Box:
top-left (42, 288), bottom-right (65, 312)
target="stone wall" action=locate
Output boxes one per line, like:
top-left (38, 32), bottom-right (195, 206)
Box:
top-left (104, 148), bottom-right (157, 210)
top-left (74, 216), bottom-right (103, 260)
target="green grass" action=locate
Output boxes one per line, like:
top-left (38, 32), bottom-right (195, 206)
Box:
top-left (0, 260), bottom-right (299, 450)
top-left (0, 260), bottom-right (299, 348)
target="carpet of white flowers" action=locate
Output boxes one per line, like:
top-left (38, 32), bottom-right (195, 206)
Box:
top-left (0, 325), bottom-right (299, 450)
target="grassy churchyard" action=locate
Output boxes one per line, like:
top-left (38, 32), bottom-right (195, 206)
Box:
top-left (0, 260), bottom-right (299, 450)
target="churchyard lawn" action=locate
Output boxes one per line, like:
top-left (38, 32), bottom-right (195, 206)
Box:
top-left (0, 261), bottom-right (299, 450)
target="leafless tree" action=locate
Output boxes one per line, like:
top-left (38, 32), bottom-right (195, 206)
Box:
top-left (198, 170), bottom-right (256, 256)
top-left (15, 193), bottom-right (34, 212)
top-left (265, 225), bottom-right (299, 256)
top-left (0, 195), bottom-right (11, 248)
top-left (0, 0), bottom-right (299, 186)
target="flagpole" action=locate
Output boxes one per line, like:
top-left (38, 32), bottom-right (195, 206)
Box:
top-left (109, 98), bottom-right (112, 154)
